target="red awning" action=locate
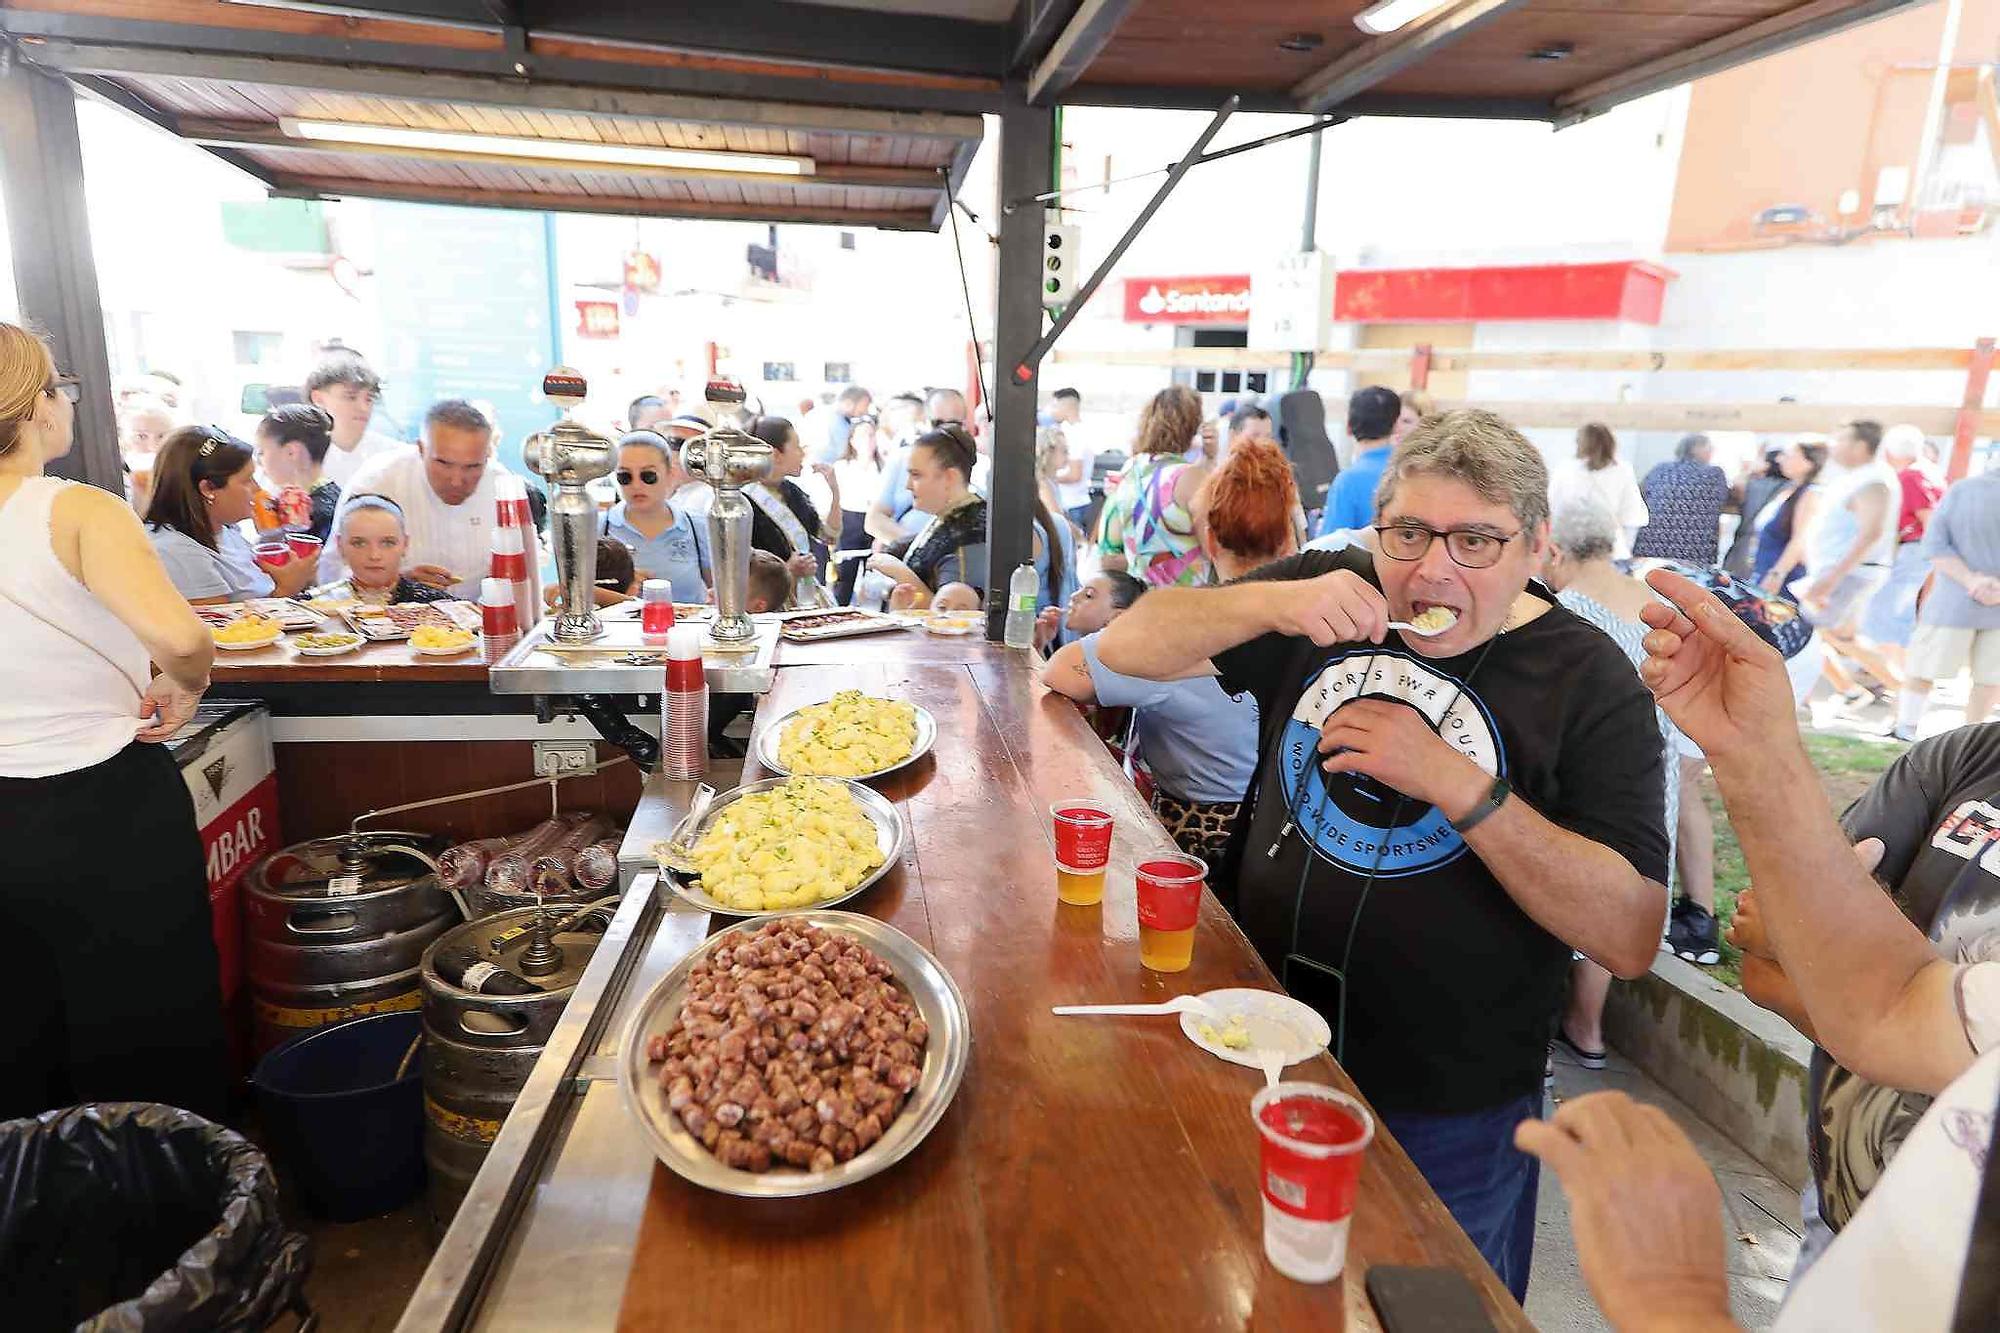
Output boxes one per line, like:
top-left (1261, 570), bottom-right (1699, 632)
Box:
top-left (1334, 260), bottom-right (1676, 325)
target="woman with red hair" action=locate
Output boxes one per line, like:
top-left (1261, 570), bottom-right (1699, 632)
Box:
top-left (1044, 439), bottom-right (1293, 878)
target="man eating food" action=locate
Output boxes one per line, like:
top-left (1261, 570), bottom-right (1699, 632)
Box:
top-left (1097, 409), bottom-right (1669, 1300)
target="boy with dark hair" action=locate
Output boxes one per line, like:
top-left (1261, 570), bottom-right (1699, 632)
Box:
top-left (304, 350), bottom-right (405, 488)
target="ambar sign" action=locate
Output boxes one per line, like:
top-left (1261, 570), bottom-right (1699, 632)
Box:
top-left (1122, 275), bottom-right (1252, 324)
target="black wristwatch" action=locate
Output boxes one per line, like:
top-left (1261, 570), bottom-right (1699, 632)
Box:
top-left (1449, 776), bottom-right (1511, 834)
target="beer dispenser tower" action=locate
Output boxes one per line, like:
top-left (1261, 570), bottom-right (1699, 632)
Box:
top-left (522, 368), bottom-right (615, 644)
top-left (679, 380), bottom-right (772, 648)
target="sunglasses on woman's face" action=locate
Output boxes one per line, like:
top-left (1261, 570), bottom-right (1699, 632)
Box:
top-left (616, 468), bottom-right (661, 487)
top-left (44, 373), bottom-right (81, 405)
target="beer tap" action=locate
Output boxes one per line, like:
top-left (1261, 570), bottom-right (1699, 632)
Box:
top-left (678, 380), bottom-right (772, 648)
top-left (521, 368), bottom-right (614, 644)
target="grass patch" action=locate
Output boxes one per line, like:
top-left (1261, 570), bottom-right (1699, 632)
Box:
top-left (1701, 731), bottom-right (1901, 989)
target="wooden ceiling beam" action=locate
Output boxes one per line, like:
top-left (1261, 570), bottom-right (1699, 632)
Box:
top-left (267, 173), bottom-right (941, 231)
top-left (1290, 0), bottom-right (1530, 114)
top-left (175, 117), bottom-right (947, 195)
top-left (1552, 0), bottom-right (1928, 127)
top-left (1027, 0), bottom-right (1140, 105)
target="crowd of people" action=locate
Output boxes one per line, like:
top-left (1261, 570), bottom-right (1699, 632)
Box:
top-left (8, 311), bottom-right (2000, 1327)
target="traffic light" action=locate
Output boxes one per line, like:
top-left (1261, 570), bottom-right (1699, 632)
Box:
top-left (1041, 211), bottom-right (1080, 308)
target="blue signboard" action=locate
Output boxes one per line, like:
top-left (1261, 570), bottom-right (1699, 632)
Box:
top-left (368, 202), bottom-right (559, 477)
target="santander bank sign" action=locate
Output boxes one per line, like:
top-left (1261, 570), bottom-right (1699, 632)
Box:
top-left (1121, 274), bottom-right (1252, 324)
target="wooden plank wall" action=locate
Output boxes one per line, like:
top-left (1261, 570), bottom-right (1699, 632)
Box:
top-left (273, 738), bottom-right (645, 844)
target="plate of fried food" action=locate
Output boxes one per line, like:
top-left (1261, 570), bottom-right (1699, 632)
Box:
top-left (753, 690), bottom-right (935, 781)
top-left (213, 614), bottom-right (285, 650)
top-left (409, 624), bottom-right (477, 656)
top-left (621, 911), bottom-right (969, 1197)
top-left (655, 776), bottom-right (904, 918)
top-left (291, 631), bottom-right (364, 657)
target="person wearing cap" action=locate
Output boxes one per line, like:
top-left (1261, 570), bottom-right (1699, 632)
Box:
top-left (600, 428), bottom-right (710, 605)
top-left (659, 412), bottom-right (716, 520)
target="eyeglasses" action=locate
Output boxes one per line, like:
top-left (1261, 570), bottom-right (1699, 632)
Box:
top-left (1374, 522), bottom-right (1521, 570)
top-left (43, 373), bottom-right (80, 405)
top-left (616, 469), bottom-right (661, 486)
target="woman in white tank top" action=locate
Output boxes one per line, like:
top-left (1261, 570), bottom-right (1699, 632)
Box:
top-left (0, 321), bottom-right (228, 1121)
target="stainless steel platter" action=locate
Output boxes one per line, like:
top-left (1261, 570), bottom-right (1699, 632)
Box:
top-left (654, 776), bottom-right (904, 918)
top-left (617, 910), bottom-right (970, 1198)
top-left (750, 699), bottom-right (937, 782)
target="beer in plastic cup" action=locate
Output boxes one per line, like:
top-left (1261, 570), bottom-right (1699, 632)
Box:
top-left (1252, 1082), bottom-right (1374, 1283)
top-left (1135, 854), bottom-right (1204, 972)
top-left (254, 540), bottom-right (292, 567)
top-left (1051, 800), bottom-right (1114, 905)
top-left (287, 532), bottom-right (323, 563)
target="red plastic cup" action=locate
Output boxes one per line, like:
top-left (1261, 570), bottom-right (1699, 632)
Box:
top-left (641, 579), bottom-right (676, 643)
top-left (1051, 800), bottom-right (1114, 906)
top-left (1252, 1083), bottom-right (1375, 1283)
top-left (1135, 854), bottom-right (1204, 972)
top-left (287, 532), bottom-right (322, 563)
top-left (254, 541), bottom-right (292, 567)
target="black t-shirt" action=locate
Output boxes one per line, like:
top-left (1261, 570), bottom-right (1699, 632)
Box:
top-left (1813, 723), bottom-right (2000, 1230)
top-left (1213, 547), bottom-right (1669, 1114)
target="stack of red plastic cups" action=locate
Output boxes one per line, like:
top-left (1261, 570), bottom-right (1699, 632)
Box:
top-left (480, 576), bottom-right (521, 664)
top-left (660, 624), bottom-right (707, 780)
top-left (492, 472), bottom-right (542, 632)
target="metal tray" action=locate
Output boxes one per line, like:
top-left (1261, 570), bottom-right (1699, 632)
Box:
top-left (777, 610), bottom-right (909, 643)
top-left (656, 776), bottom-right (905, 918)
top-left (750, 700), bottom-right (937, 782)
top-left (618, 910), bottom-right (970, 1198)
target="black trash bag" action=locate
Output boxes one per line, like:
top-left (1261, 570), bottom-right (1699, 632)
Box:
top-left (0, 1103), bottom-right (311, 1332)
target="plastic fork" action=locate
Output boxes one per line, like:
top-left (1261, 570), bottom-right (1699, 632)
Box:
top-left (1051, 996), bottom-right (1218, 1020)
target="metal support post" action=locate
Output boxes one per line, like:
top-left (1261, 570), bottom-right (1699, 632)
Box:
top-left (1008, 96), bottom-right (1237, 387)
top-left (0, 55), bottom-right (120, 490)
top-left (988, 88), bottom-right (1054, 640)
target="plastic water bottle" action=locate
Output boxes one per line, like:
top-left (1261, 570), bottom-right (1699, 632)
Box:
top-left (1004, 562), bottom-right (1038, 649)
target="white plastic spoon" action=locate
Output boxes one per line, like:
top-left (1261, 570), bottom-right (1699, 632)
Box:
top-left (1052, 996), bottom-right (1219, 1020)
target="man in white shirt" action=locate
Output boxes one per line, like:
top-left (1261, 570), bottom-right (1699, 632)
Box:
top-left (320, 399), bottom-right (532, 599)
top-left (1520, 569), bottom-right (2000, 1333)
top-left (306, 351), bottom-right (409, 488)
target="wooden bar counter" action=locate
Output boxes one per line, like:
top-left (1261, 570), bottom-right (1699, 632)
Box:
top-left (396, 632), bottom-right (1529, 1332)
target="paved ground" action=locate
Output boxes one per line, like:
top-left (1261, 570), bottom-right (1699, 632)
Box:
top-left (1529, 1042), bottom-right (1799, 1333)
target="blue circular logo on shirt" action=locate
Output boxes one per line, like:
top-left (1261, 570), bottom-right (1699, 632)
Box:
top-left (1277, 650), bottom-right (1505, 877)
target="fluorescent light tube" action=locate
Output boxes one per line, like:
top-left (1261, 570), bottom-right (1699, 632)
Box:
top-left (278, 117), bottom-right (815, 177)
top-left (1354, 0), bottom-right (1453, 35)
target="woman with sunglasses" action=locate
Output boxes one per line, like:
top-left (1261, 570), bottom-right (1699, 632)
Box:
top-left (145, 425), bottom-right (315, 604)
top-left (0, 322), bottom-right (228, 1120)
top-left (599, 430), bottom-right (709, 606)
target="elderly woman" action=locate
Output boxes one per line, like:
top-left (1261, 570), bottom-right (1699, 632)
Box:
top-left (1097, 385), bottom-right (1211, 587)
top-left (1042, 439), bottom-right (1292, 878)
top-left (1542, 500), bottom-right (1683, 1066)
top-left (601, 429), bottom-right (710, 605)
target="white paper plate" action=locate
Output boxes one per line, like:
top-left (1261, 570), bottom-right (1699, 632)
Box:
top-left (1179, 988), bottom-right (1332, 1073)
top-left (291, 636), bottom-right (364, 657)
top-left (214, 630), bottom-right (284, 651)
top-left (411, 637), bottom-right (478, 656)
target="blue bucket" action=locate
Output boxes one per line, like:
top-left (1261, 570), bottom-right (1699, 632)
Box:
top-left (251, 1011), bottom-right (425, 1221)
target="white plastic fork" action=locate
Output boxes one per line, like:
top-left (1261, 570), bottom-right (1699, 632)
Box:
top-left (1387, 618), bottom-right (1450, 637)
